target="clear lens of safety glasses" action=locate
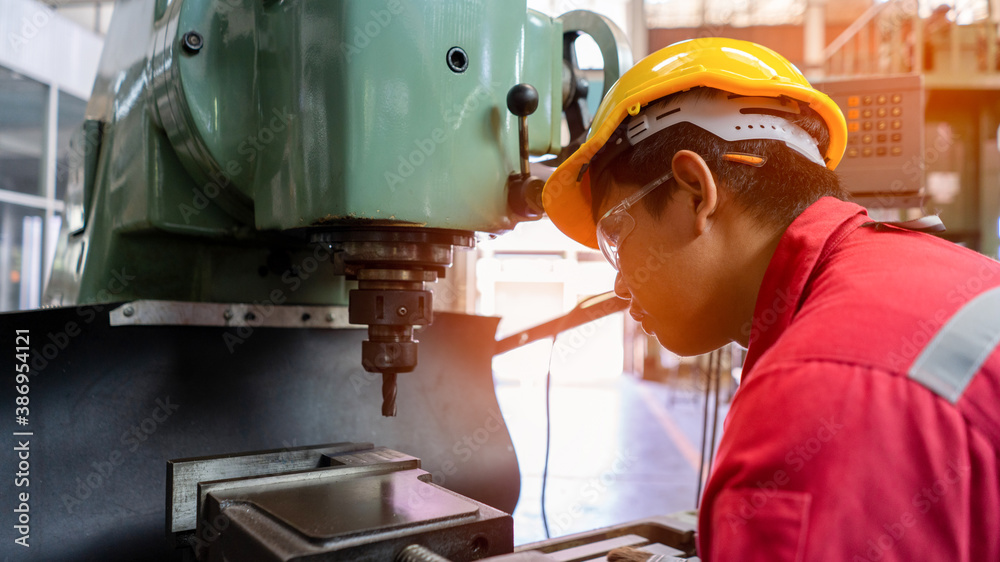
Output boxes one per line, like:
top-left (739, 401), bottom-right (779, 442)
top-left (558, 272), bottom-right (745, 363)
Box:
top-left (597, 212), bottom-right (634, 270)
top-left (595, 172), bottom-right (673, 271)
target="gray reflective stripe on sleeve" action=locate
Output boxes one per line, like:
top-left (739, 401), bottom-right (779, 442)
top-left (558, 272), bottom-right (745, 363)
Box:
top-left (908, 286), bottom-right (1000, 403)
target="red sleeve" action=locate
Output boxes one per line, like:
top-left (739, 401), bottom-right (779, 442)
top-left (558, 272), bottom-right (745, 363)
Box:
top-left (709, 488), bottom-right (812, 561)
top-left (697, 360), bottom-right (984, 562)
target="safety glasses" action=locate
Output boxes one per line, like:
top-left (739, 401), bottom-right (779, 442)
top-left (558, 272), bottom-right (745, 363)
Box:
top-left (596, 171), bottom-right (673, 271)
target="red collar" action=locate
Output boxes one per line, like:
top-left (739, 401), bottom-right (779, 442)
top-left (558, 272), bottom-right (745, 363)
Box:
top-left (741, 197), bottom-right (869, 375)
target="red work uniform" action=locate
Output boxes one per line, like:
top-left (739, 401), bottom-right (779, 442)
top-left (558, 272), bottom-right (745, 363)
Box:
top-left (697, 197), bottom-right (1000, 561)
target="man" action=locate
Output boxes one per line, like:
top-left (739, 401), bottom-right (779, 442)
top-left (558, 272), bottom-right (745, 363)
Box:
top-left (543, 38), bottom-right (1000, 561)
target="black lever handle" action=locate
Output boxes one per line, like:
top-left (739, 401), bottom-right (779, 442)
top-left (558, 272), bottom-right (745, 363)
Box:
top-left (506, 84), bottom-right (539, 176)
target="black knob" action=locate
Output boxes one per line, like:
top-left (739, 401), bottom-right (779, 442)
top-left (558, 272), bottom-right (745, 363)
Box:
top-left (507, 84), bottom-right (539, 117)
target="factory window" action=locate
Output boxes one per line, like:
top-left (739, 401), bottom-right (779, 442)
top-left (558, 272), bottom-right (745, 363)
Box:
top-left (0, 65), bottom-right (85, 311)
top-left (479, 219), bottom-right (624, 385)
top-left (0, 202), bottom-right (45, 311)
top-left (0, 67), bottom-right (47, 197)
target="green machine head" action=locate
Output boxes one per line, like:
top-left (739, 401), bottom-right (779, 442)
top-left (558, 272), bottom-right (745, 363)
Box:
top-left (45, 0), bottom-right (631, 414)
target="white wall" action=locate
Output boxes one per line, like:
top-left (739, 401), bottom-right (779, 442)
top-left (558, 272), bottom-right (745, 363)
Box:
top-left (0, 0), bottom-right (103, 99)
top-left (53, 2), bottom-right (116, 36)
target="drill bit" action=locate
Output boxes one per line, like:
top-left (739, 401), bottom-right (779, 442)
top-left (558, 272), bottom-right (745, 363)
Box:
top-left (382, 372), bottom-right (397, 417)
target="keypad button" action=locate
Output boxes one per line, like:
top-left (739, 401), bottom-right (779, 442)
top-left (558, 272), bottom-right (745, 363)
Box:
top-left (891, 94), bottom-right (902, 104)
top-left (862, 134), bottom-right (873, 144)
top-left (876, 94), bottom-right (887, 104)
top-left (891, 133), bottom-right (902, 142)
top-left (863, 96), bottom-right (874, 105)
top-left (847, 147), bottom-right (859, 158)
top-left (891, 106), bottom-right (902, 117)
top-left (877, 134), bottom-right (887, 143)
top-left (848, 109), bottom-right (860, 120)
top-left (862, 147), bottom-right (873, 157)
top-left (876, 146), bottom-right (887, 156)
top-left (863, 121), bottom-right (873, 131)
top-left (891, 120), bottom-right (902, 130)
top-left (862, 109), bottom-right (873, 119)
top-left (891, 146), bottom-right (903, 156)
top-left (876, 107), bottom-right (887, 118)
top-left (877, 121), bottom-right (888, 131)
top-left (848, 122), bottom-right (860, 132)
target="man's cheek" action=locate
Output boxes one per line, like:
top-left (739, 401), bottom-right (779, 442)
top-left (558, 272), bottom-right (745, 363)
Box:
top-left (626, 242), bottom-right (674, 285)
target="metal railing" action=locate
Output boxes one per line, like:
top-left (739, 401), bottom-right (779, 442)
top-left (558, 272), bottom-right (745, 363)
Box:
top-left (823, 0), bottom-right (1000, 84)
top-left (824, 0), bottom-right (922, 77)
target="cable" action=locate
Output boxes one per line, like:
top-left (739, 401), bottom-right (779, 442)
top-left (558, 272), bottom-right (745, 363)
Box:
top-left (694, 349), bottom-right (713, 508)
top-left (706, 350), bottom-right (722, 485)
top-left (538, 291), bottom-right (623, 539)
top-left (695, 349), bottom-right (726, 508)
top-left (541, 334), bottom-right (555, 539)
top-left (539, 292), bottom-right (610, 539)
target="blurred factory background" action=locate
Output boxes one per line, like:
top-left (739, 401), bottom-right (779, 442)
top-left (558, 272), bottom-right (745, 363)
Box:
top-left (2, 0), bottom-right (1000, 550)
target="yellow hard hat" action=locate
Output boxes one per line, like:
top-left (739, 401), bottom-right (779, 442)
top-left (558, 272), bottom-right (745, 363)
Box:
top-left (542, 37), bottom-right (848, 249)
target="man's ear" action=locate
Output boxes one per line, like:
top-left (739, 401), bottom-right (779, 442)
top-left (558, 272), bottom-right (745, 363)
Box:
top-left (671, 150), bottom-right (718, 234)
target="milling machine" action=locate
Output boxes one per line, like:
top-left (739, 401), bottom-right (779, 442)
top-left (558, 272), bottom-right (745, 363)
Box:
top-left (44, 0), bottom-right (631, 417)
top-left (1, 1), bottom-right (653, 560)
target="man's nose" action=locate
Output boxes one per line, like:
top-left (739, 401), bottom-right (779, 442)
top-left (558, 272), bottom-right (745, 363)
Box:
top-left (614, 273), bottom-right (632, 301)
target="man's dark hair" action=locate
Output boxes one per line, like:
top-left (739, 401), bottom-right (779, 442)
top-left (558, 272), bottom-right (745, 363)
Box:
top-left (589, 87), bottom-right (848, 228)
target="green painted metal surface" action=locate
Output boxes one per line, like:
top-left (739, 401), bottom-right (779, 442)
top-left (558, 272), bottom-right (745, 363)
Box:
top-left (246, 1), bottom-right (557, 231)
top-left (45, 0), bottom-right (618, 307)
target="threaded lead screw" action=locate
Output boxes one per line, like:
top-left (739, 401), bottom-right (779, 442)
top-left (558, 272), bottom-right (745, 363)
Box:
top-left (396, 544), bottom-right (452, 562)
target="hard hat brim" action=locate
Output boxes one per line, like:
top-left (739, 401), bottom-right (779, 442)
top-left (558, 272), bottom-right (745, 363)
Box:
top-left (542, 42), bottom-right (847, 250)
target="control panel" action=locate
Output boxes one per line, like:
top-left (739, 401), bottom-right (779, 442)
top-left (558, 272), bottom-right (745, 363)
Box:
top-left (813, 74), bottom-right (924, 207)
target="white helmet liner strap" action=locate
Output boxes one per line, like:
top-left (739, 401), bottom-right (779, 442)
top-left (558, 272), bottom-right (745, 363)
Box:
top-left (626, 91), bottom-right (826, 167)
